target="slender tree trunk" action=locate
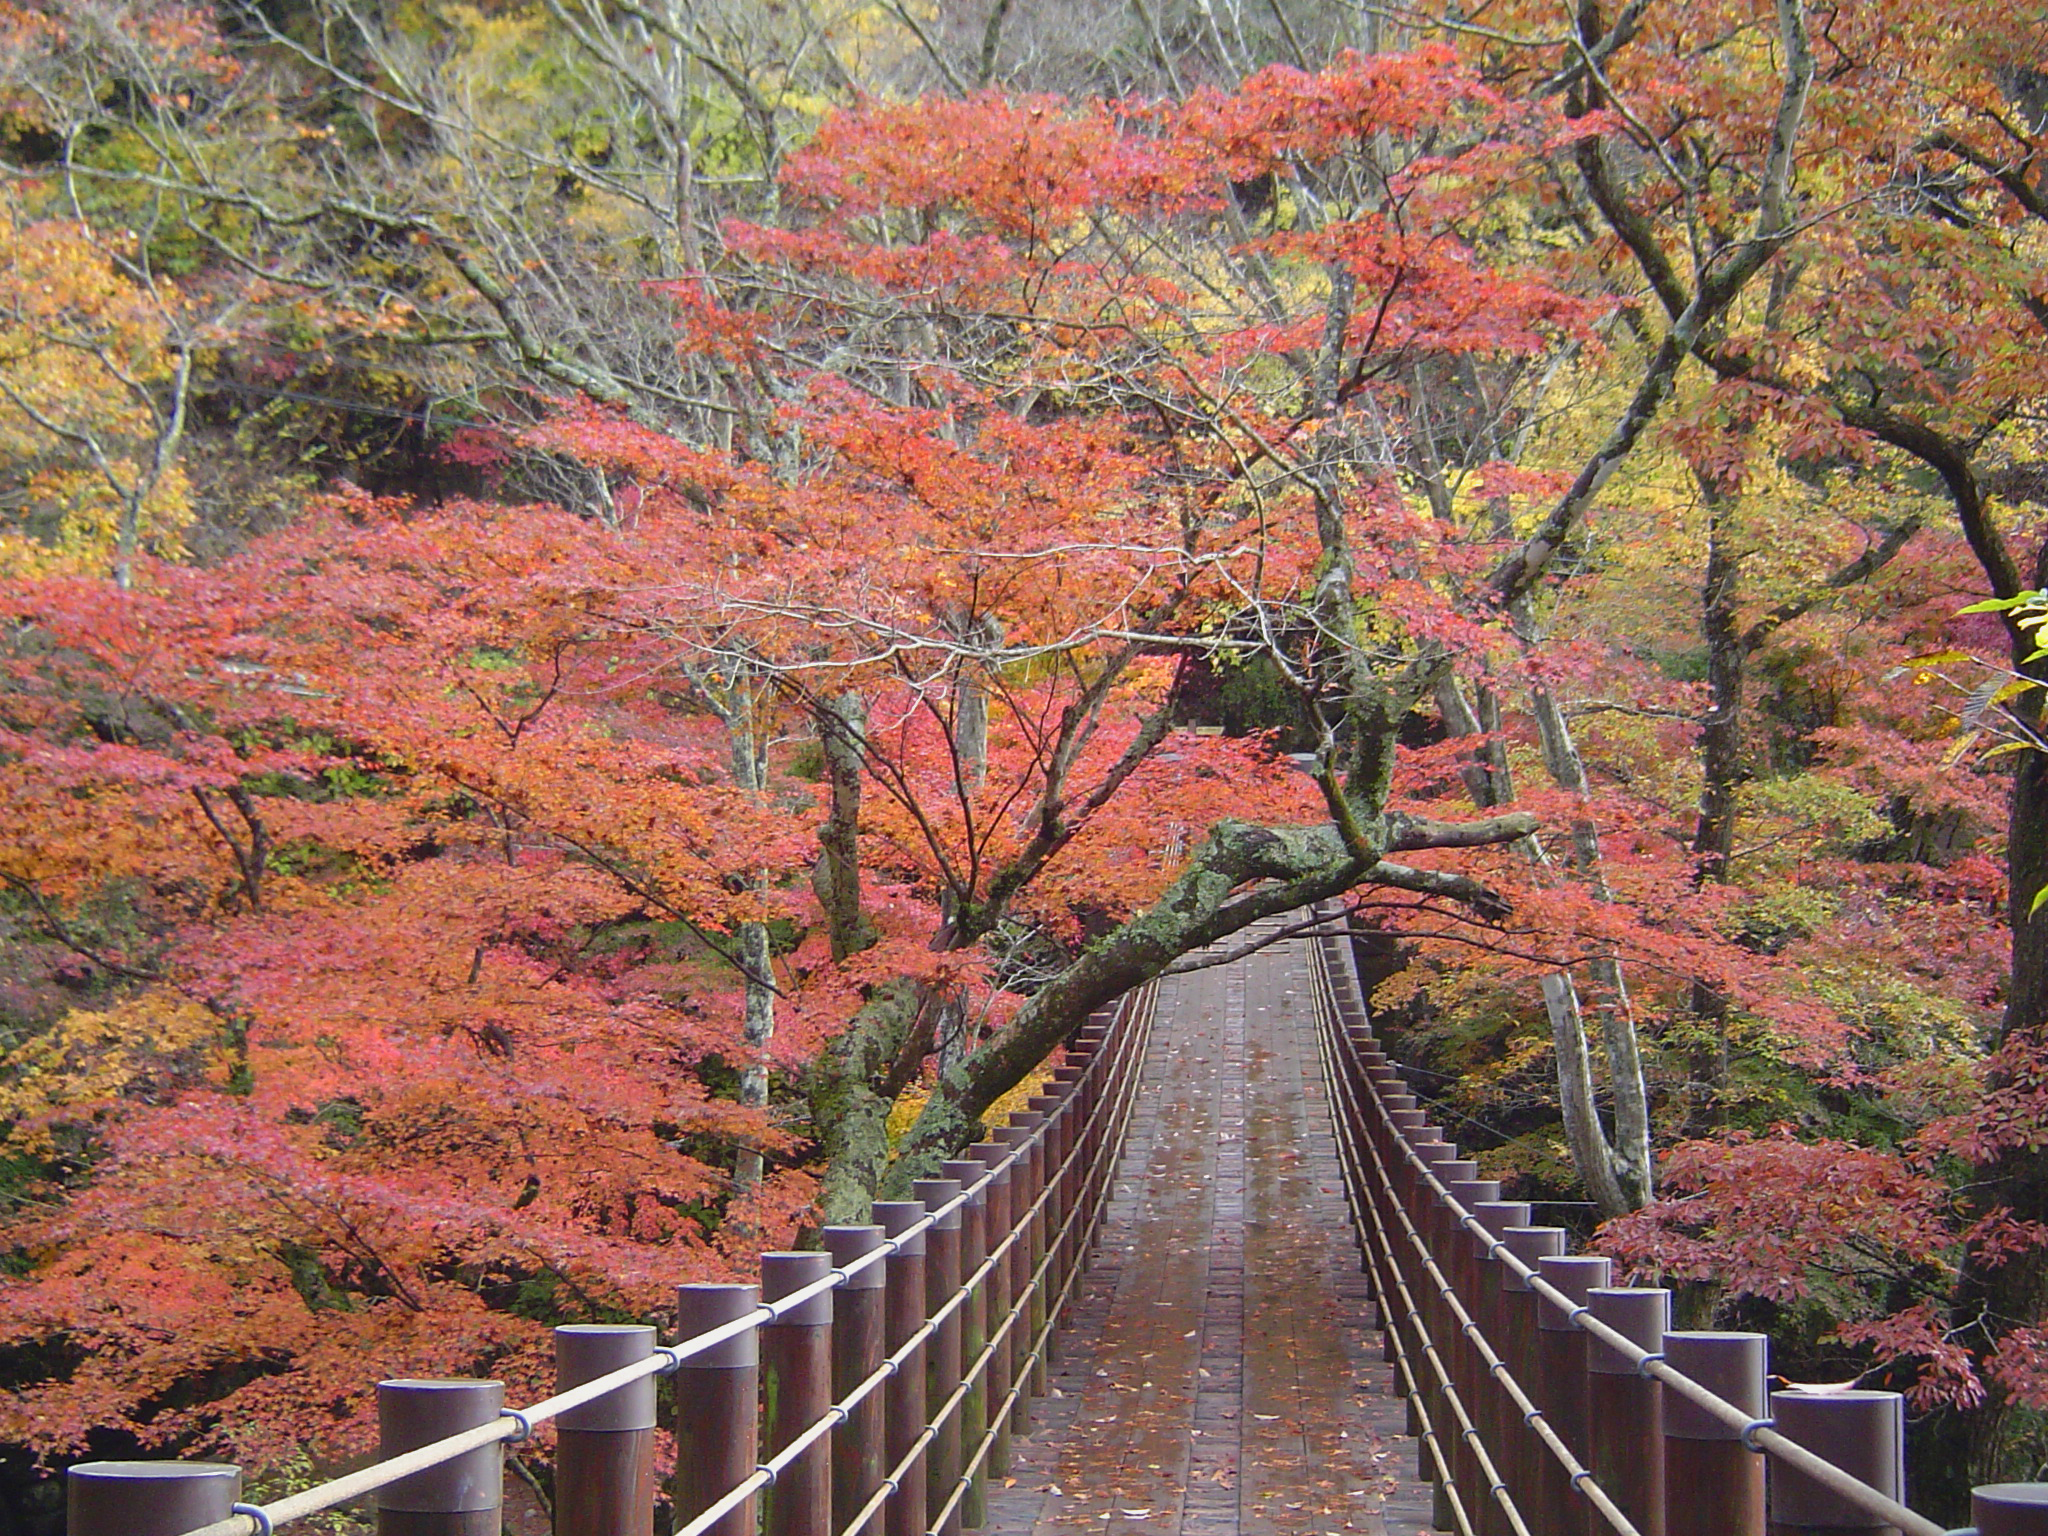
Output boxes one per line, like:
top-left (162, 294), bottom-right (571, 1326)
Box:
top-left (730, 721), bottom-right (775, 1192)
top-left (1440, 657), bottom-right (1650, 1213)
top-left (1541, 973), bottom-right (1631, 1215)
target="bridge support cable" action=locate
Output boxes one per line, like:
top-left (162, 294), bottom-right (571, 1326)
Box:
top-left (1302, 908), bottom-right (1974, 1536)
top-left (96, 984), bottom-right (1155, 1536)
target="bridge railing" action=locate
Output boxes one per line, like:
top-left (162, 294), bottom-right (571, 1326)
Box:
top-left (1305, 907), bottom-right (2048, 1536)
top-left (64, 982), bottom-right (1157, 1536)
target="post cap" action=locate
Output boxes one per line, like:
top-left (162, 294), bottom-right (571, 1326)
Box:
top-left (675, 1282), bottom-right (761, 1368)
top-left (1663, 1332), bottom-right (1768, 1438)
top-left (822, 1224), bottom-right (889, 1291)
top-left (376, 1378), bottom-right (505, 1512)
top-left (1536, 1255), bottom-right (1612, 1330)
top-left (761, 1250), bottom-right (834, 1326)
top-left (912, 1178), bottom-right (964, 1231)
top-left (556, 1324), bottom-right (657, 1431)
top-left (1768, 1388), bottom-right (1904, 1527)
top-left (1587, 1287), bottom-right (1670, 1373)
top-left (1974, 1483), bottom-right (2048, 1536)
top-left (873, 1200), bottom-right (927, 1257)
top-left (68, 1463), bottom-right (242, 1536)
top-left (1500, 1227), bottom-right (1566, 1291)
top-left (1470, 1202), bottom-right (1533, 1258)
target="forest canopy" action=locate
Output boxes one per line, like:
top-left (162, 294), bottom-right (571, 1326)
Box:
top-left (5, 0), bottom-right (2048, 1522)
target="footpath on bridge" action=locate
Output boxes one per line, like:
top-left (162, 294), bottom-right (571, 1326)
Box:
top-left (984, 925), bottom-right (1435, 1536)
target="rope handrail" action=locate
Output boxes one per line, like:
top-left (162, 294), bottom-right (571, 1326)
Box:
top-left (1306, 926), bottom-right (1945, 1536)
top-left (829, 983), bottom-right (1156, 1536)
top-left (1310, 958), bottom-right (1646, 1531)
top-left (171, 988), bottom-right (1152, 1536)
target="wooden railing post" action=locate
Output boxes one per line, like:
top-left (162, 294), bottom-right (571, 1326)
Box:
top-left (1501, 1226), bottom-right (1567, 1527)
top-left (874, 1200), bottom-right (929, 1536)
top-left (1440, 1173), bottom-right (1500, 1533)
top-left (68, 1462), bottom-right (240, 1536)
top-left (969, 1140), bottom-right (1016, 1477)
top-left (1768, 1388), bottom-right (1905, 1536)
top-left (1586, 1286), bottom-right (1669, 1536)
top-left (941, 1159), bottom-right (993, 1528)
top-left (1062, 1059), bottom-right (1089, 1261)
top-left (1970, 1484), bottom-right (2048, 1533)
top-left (913, 1177), bottom-right (965, 1536)
top-left (554, 1324), bottom-right (656, 1536)
top-left (994, 1115), bottom-right (1048, 1415)
top-left (376, 1379), bottom-right (504, 1536)
top-left (1028, 1092), bottom-right (1071, 1341)
top-left (1471, 1199), bottom-right (1532, 1536)
top-left (1534, 1254), bottom-right (1609, 1536)
top-left (822, 1225), bottom-right (888, 1533)
top-left (1400, 1136), bottom-right (1458, 1509)
top-left (759, 1251), bottom-right (834, 1536)
top-left (1663, 1331), bottom-right (1767, 1536)
top-left (674, 1283), bottom-right (760, 1536)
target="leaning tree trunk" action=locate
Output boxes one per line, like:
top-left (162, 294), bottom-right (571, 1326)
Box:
top-left (1524, 667), bottom-right (1655, 1214)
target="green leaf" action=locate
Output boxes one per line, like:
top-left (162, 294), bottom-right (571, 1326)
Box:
top-left (2031, 885), bottom-right (2048, 917)
top-left (1903, 650), bottom-right (1971, 668)
top-left (1959, 596), bottom-right (2031, 614)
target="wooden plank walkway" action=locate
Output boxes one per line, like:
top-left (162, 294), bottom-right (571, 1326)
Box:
top-left (984, 925), bottom-right (1436, 1536)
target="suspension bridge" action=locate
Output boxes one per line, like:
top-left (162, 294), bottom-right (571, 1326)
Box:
top-left (59, 910), bottom-right (2048, 1536)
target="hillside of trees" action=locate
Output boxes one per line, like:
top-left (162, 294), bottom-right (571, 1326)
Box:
top-left (5, 0), bottom-right (2048, 1526)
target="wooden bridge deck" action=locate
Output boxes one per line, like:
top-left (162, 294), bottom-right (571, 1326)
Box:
top-left (984, 926), bottom-right (1435, 1536)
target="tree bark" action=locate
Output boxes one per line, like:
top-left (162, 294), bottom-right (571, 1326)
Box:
top-left (812, 692), bottom-right (876, 963)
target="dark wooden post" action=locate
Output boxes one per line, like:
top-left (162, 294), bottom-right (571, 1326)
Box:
top-left (1398, 1138), bottom-right (1457, 1484)
top-left (1440, 1172), bottom-right (1498, 1527)
top-left (1768, 1388), bottom-right (1905, 1536)
top-left (874, 1200), bottom-right (929, 1536)
top-left (1972, 1484), bottom-right (2048, 1533)
top-left (1470, 1199), bottom-right (1531, 1536)
top-left (1027, 1092), bottom-right (1070, 1339)
top-left (1586, 1286), bottom-right (1668, 1536)
top-left (970, 1141), bottom-right (1017, 1476)
top-left (913, 1177), bottom-right (965, 1536)
top-left (376, 1379), bottom-right (504, 1536)
top-left (1011, 1111), bottom-right (1051, 1398)
top-left (823, 1225), bottom-right (888, 1534)
top-left (993, 1119), bottom-right (1044, 1423)
top-left (555, 1324), bottom-right (657, 1536)
top-left (674, 1283), bottom-right (760, 1536)
top-left (68, 1463), bottom-right (240, 1536)
top-left (760, 1251), bottom-right (834, 1536)
top-left (1663, 1331), bottom-right (1767, 1536)
top-left (1052, 1063), bottom-right (1086, 1282)
top-left (1535, 1254), bottom-right (1610, 1536)
top-left (941, 1158), bottom-right (993, 1528)
top-left (1500, 1226), bottom-right (1566, 1526)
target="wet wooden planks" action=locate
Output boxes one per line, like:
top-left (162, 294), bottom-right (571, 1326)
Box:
top-left (981, 925), bottom-right (1438, 1536)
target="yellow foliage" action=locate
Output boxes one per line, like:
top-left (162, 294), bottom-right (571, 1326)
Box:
top-left (0, 993), bottom-right (227, 1154)
top-left (886, 1056), bottom-right (1060, 1149)
top-left (0, 191), bottom-right (194, 577)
